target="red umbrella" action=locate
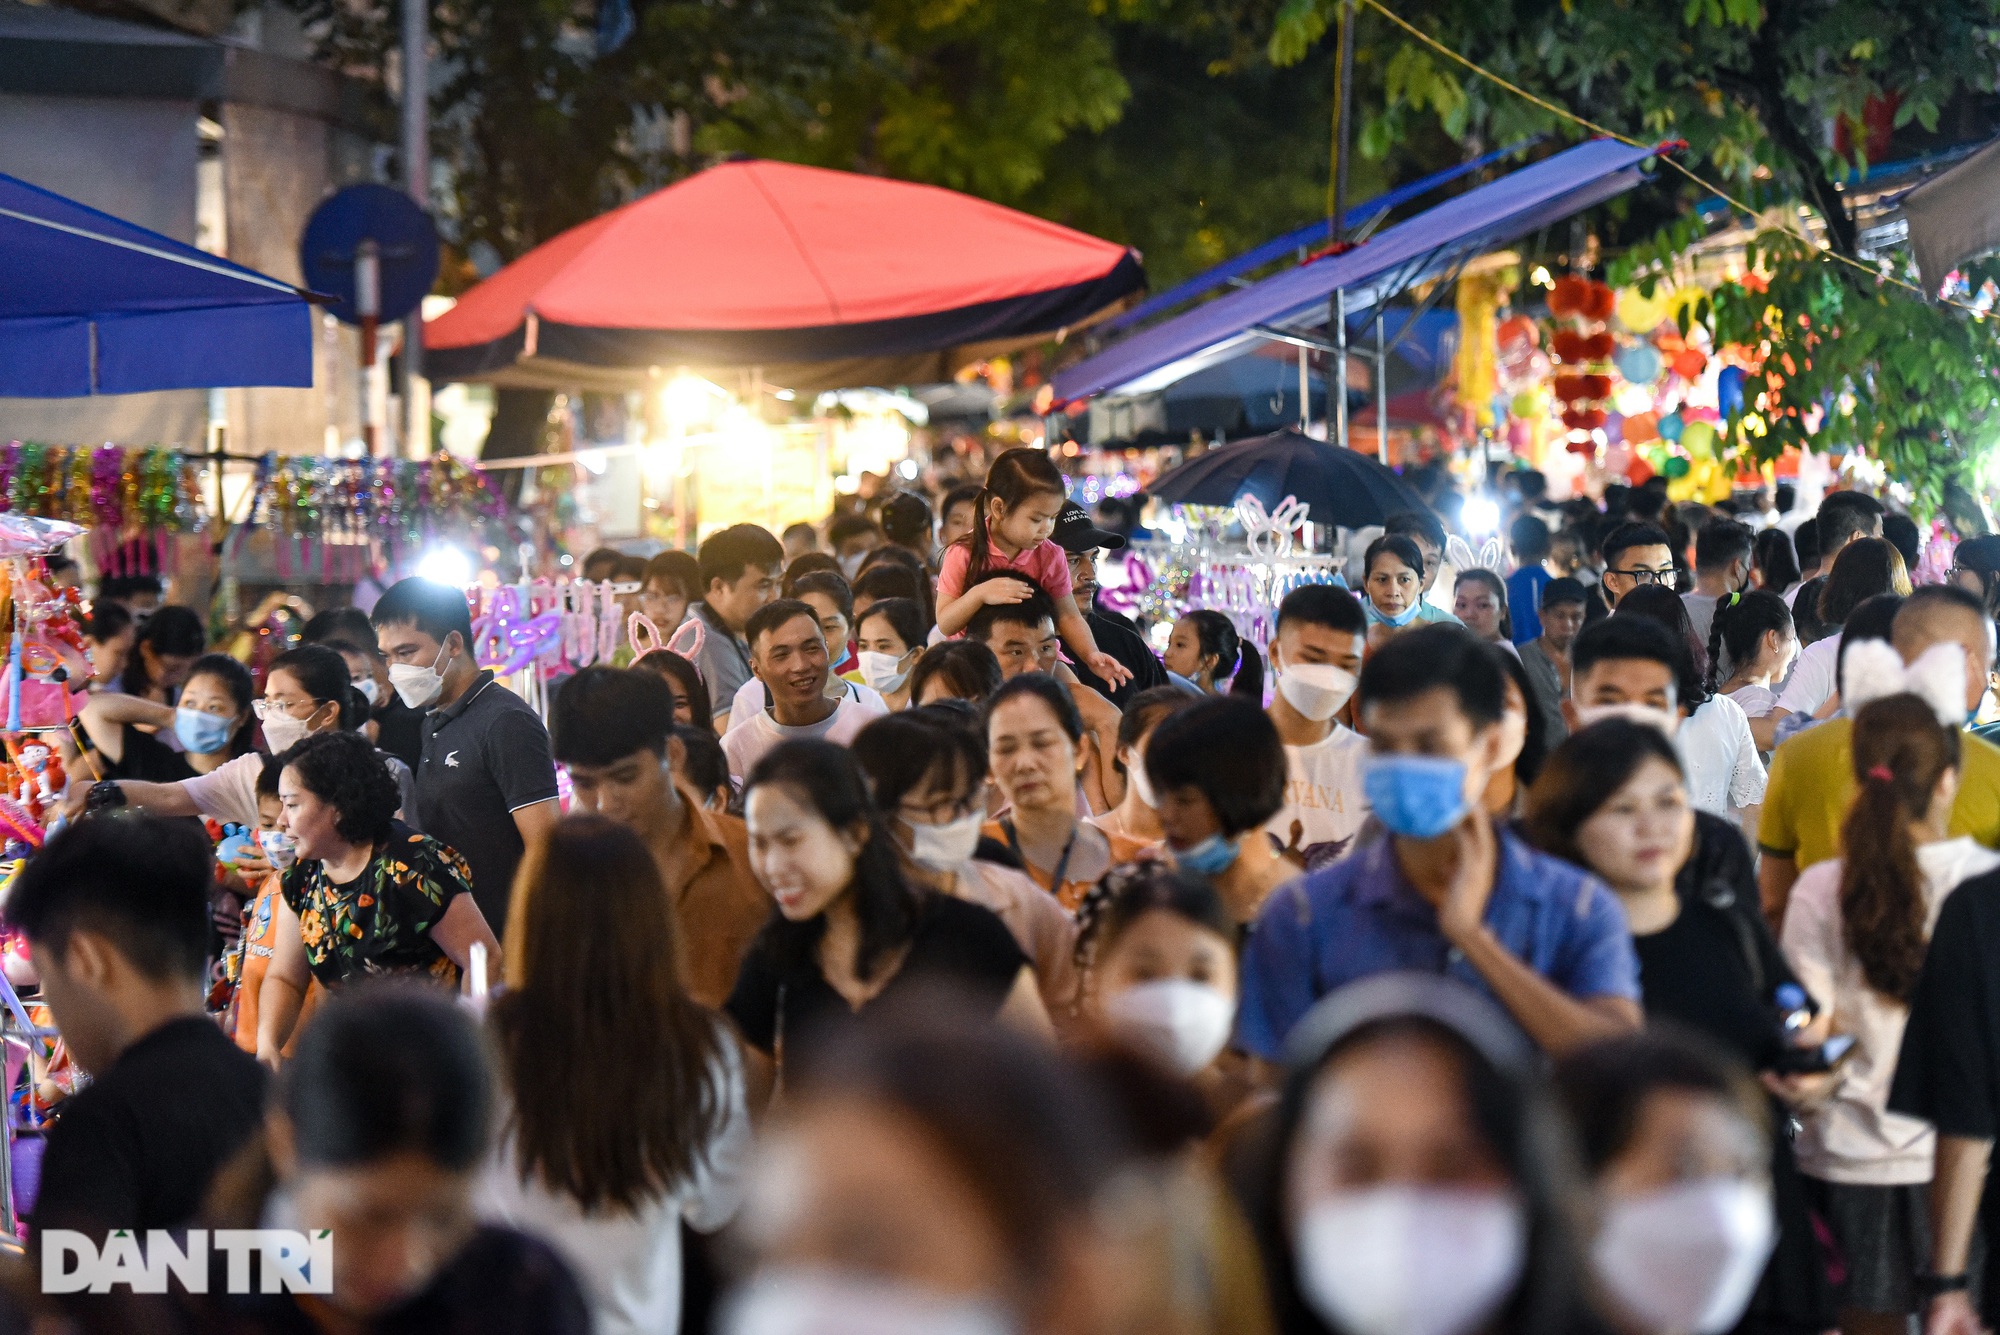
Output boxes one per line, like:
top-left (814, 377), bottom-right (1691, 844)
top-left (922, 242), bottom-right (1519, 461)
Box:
top-left (426, 159), bottom-right (1143, 392)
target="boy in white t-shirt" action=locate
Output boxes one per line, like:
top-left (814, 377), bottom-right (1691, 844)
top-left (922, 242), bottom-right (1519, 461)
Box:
top-left (1261, 584), bottom-right (1372, 869)
top-left (721, 600), bottom-right (885, 781)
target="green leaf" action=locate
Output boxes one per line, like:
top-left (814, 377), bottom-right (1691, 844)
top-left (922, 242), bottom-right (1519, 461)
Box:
top-left (1269, 0), bottom-right (1332, 65)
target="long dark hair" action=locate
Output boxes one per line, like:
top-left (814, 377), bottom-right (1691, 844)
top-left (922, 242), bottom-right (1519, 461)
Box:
top-left (267, 644), bottom-right (366, 730)
top-left (1613, 584), bottom-right (1711, 709)
top-left (1489, 641), bottom-right (1548, 787)
top-left (1753, 528), bottom-right (1800, 596)
top-left (962, 448), bottom-right (1066, 580)
top-left (632, 649), bottom-right (714, 730)
top-left (1182, 609), bottom-right (1264, 699)
top-left (1523, 719), bottom-right (1685, 870)
top-left (1840, 695), bottom-right (1960, 1003)
top-left (745, 740), bottom-right (921, 984)
top-left (494, 815), bottom-right (728, 1212)
top-left (1705, 590), bottom-right (1794, 695)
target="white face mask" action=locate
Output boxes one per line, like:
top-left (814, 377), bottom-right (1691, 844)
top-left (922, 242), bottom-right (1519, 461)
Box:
top-left (388, 641), bottom-right (452, 710)
top-left (838, 552), bottom-right (868, 580)
top-left (1102, 978), bottom-right (1235, 1076)
top-left (261, 706), bottom-right (321, 756)
top-left (858, 649), bottom-right (912, 694)
top-left (352, 676), bottom-right (380, 707)
top-left (1575, 701), bottom-right (1681, 737)
top-left (1124, 753), bottom-right (1157, 809)
top-left (907, 809), bottom-right (985, 872)
top-left (1296, 1186), bottom-right (1525, 1335)
top-left (1592, 1179), bottom-right (1775, 1335)
top-left (1276, 661), bottom-right (1359, 722)
top-left (721, 1268), bottom-right (1013, 1335)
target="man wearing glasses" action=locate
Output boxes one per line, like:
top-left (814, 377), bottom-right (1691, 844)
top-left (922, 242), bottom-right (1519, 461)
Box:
top-left (1589, 521), bottom-right (1679, 621)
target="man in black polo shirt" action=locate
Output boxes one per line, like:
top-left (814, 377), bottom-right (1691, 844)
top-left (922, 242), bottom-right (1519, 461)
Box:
top-left (10, 814), bottom-right (266, 1255)
top-left (373, 577), bottom-right (559, 934)
top-left (1053, 501), bottom-right (1166, 708)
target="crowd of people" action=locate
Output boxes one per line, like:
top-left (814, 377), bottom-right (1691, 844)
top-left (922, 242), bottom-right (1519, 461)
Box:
top-left (12, 453), bottom-right (2000, 1335)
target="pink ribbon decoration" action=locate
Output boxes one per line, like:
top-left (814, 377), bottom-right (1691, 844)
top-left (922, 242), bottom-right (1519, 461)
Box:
top-left (1097, 551), bottom-right (1153, 619)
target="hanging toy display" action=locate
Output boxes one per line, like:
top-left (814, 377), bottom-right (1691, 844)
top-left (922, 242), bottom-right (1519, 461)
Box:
top-left (462, 578), bottom-right (649, 712)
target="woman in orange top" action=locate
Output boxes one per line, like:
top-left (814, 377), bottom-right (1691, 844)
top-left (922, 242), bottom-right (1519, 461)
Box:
top-left (981, 674), bottom-right (1151, 913)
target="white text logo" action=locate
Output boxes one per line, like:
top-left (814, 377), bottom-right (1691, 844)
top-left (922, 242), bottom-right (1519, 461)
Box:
top-left (42, 1229), bottom-right (333, 1294)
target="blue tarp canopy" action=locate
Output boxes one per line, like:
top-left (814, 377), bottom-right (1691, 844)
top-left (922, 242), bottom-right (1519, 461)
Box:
top-left (1100, 139), bottom-right (1536, 336)
top-left (0, 172), bottom-right (313, 397)
top-left (1054, 138), bottom-right (1661, 403)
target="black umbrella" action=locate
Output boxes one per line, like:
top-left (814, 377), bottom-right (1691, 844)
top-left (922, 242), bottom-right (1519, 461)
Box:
top-left (1147, 428), bottom-right (1426, 529)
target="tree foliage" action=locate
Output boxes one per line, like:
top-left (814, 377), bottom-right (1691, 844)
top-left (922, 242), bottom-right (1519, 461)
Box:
top-left (1704, 233), bottom-right (2000, 515)
top-left (1266, 0), bottom-right (2000, 257)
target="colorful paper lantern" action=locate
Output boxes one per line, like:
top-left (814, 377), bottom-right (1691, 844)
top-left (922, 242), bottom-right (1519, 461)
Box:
top-left (1681, 421), bottom-right (1716, 459)
top-left (1614, 343), bottom-right (1663, 385)
top-left (1615, 286), bottom-right (1673, 333)
top-left (1662, 455), bottom-right (1691, 479)
top-left (1624, 412), bottom-right (1660, 444)
top-left (1717, 365), bottom-right (1746, 419)
top-left (1657, 411), bottom-right (1684, 442)
top-left (1671, 348), bottom-right (1708, 379)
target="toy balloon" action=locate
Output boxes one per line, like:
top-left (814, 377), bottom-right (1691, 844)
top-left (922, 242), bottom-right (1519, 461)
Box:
top-left (1624, 412), bottom-right (1660, 445)
top-left (1511, 392), bottom-right (1540, 417)
top-left (1614, 343), bottom-right (1663, 385)
top-left (1717, 365), bottom-right (1746, 419)
top-left (1657, 411), bottom-right (1684, 442)
top-left (1663, 455), bottom-right (1691, 479)
top-left (1681, 421), bottom-right (1716, 459)
top-left (1615, 286), bottom-right (1672, 333)
top-left (1672, 348), bottom-right (1708, 379)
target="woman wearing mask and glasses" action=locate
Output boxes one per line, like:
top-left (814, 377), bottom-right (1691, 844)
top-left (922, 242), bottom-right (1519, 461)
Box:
top-left (850, 709), bottom-right (1080, 1019)
top-left (1553, 1030), bottom-right (1778, 1335)
top-left (1525, 720), bottom-right (1838, 1335)
top-left (1779, 694), bottom-right (1993, 1335)
top-left (1236, 972), bottom-right (1584, 1335)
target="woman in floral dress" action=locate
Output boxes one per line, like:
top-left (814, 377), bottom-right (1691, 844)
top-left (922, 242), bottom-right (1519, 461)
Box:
top-left (254, 730), bottom-right (500, 1068)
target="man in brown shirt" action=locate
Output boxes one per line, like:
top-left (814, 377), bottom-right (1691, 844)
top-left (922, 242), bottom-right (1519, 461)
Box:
top-left (552, 666), bottom-right (770, 1007)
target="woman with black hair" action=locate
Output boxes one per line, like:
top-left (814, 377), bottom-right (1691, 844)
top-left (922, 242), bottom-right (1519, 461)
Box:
top-left (632, 648), bottom-right (715, 731)
top-left (1777, 537), bottom-right (1912, 722)
top-left (1709, 591), bottom-right (1799, 753)
top-left (1144, 696), bottom-right (1293, 924)
top-left (115, 603), bottom-right (205, 705)
top-left (82, 599), bottom-right (135, 693)
top-left (1951, 534), bottom-right (2000, 618)
top-left (1553, 1031), bottom-right (1779, 1335)
top-left (724, 739), bottom-right (1050, 1064)
top-left (909, 639), bottom-right (1004, 706)
top-left (1165, 609), bottom-right (1265, 699)
top-left (851, 709), bottom-right (1079, 1017)
top-left (75, 651), bottom-right (257, 784)
top-left (198, 985), bottom-right (591, 1331)
top-left (1524, 720), bottom-right (1836, 1335)
top-left (1754, 527), bottom-right (1802, 600)
top-left (1616, 585), bottom-right (1765, 824)
top-left (256, 731), bottom-right (499, 1068)
top-left (1236, 972), bottom-right (1586, 1335)
top-left (853, 597), bottom-right (930, 710)
top-left (1088, 685), bottom-right (1193, 843)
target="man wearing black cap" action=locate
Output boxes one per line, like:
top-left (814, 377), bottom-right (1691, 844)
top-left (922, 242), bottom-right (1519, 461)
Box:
top-left (1054, 501), bottom-right (1168, 707)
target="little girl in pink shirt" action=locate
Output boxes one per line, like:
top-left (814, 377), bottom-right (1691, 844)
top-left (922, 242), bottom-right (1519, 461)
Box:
top-left (936, 448), bottom-right (1132, 688)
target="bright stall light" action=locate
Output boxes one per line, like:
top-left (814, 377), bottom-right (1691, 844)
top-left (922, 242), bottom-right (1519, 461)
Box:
top-left (898, 459), bottom-right (920, 479)
top-left (1461, 495), bottom-right (1500, 534)
top-left (416, 546), bottom-right (474, 586)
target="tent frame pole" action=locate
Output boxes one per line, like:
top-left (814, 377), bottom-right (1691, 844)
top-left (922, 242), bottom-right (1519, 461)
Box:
top-left (1375, 310), bottom-right (1388, 463)
top-left (1326, 0), bottom-right (1356, 445)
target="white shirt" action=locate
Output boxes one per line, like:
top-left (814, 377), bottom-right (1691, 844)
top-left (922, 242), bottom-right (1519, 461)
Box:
top-left (1776, 634), bottom-right (1841, 717)
top-left (1727, 683), bottom-right (1779, 719)
top-left (1675, 694), bottom-right (1766, 817)
top-left (725, 675), bottom-right (886, 734)
top-left (1781, 837), bottom-right (2000, 1183)
top-left (1262, 724), bottom-right (1370, 865)
top-left (721, 694), bottom-right (885, 779)
top-left (177, 751), bottom-right (265, 828)
top-left (475, 1034), bottom-right (751, 1335)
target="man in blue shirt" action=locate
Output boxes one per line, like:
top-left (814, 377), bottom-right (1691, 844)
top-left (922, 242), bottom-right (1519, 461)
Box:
top-left (1237, 624), bottom-right (1643, 1059)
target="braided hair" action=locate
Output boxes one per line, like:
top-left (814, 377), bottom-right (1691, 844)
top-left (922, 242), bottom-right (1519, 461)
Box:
top-left (1703, 590), bottom-right (1794, 696)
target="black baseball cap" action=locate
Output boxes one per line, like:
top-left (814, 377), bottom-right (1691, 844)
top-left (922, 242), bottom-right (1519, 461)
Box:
top-left (1052, 501), bottom-right (1126, 553)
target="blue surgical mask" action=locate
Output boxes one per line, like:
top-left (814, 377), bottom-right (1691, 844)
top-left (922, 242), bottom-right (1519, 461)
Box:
top-left (1367, 599), bottom-right (1424, 629)
top-left (1363, 754), bottom-right (1470, 840)
top-left (174, 706), bottom-right (235, 755)
top-left (1176, 833), bottom-right (1241, 876)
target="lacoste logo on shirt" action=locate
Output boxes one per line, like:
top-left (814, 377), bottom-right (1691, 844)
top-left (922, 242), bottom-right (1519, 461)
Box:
top-left (444, 750), bottom-right (460, 768)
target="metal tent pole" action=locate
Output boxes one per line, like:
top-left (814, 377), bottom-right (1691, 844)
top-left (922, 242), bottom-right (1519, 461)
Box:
top-left (1375, 309), bottom-right (1389, 463)
top-left (1326, 0), bottom-right (1357, 446)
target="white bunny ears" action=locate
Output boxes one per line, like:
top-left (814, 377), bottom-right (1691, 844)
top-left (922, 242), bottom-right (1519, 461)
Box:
top-left (1238, 493), bottom-right (1312, 558)
top-left (1446, 533), bottom-right (1505, 574)
top-left (1840, 638), bottom-right (1967, 727)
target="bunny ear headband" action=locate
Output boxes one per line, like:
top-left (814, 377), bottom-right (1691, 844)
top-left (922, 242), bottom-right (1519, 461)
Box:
top-left (1444, 534), bottom-right (1506, 574)
top-left (1840, 638), bottom-right (1967, 727)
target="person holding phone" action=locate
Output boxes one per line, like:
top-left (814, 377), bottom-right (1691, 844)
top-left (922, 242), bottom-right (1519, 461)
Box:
top-left (1780, 694), bottom-right (1994, 1335)
top-left (1525, 718), bottom-right (1838, 1335)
